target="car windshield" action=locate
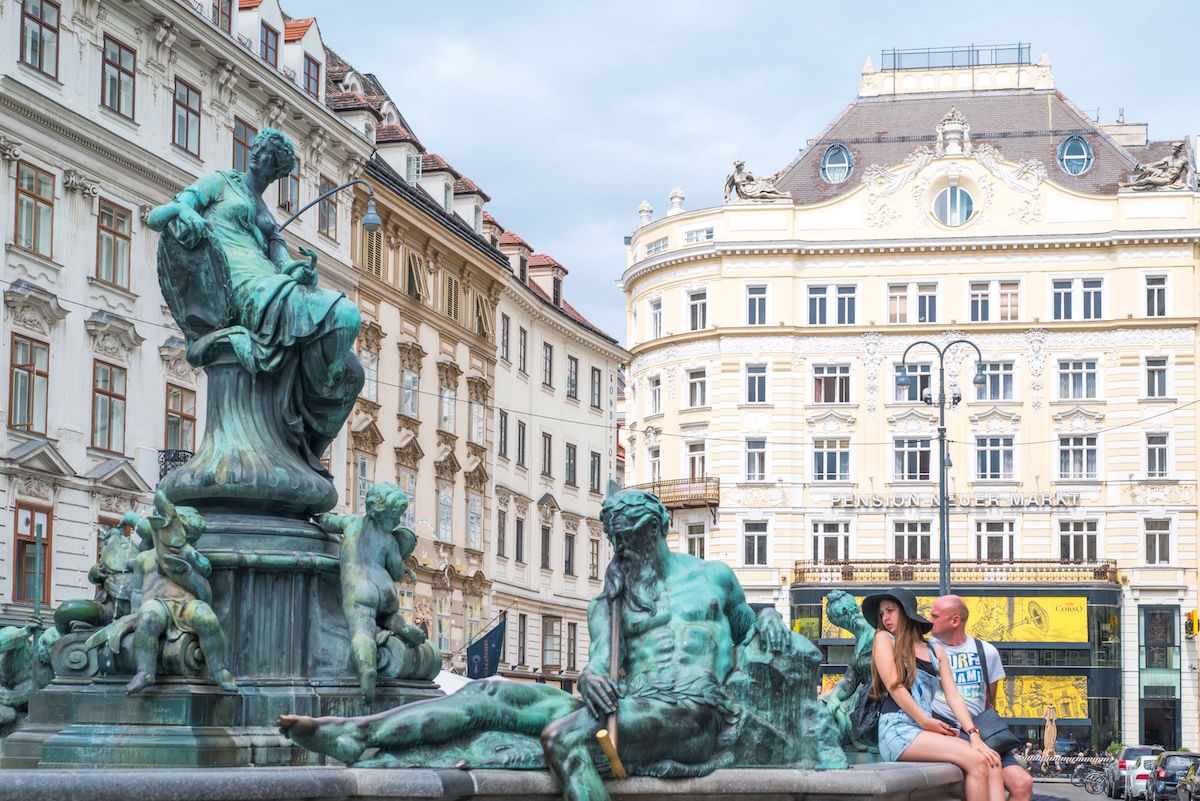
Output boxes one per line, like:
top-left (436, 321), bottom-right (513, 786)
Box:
top-left (1127, 748), bottom-right (1161, 760)
top-left (1163, 756), bottom-right (1199, 770)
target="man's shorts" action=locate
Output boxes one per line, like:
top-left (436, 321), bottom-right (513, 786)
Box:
top-left (933, 712), bottom-right (1023, 769)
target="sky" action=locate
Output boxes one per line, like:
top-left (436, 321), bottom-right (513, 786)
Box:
top-left (285, 1), bottom-right (1200, 346)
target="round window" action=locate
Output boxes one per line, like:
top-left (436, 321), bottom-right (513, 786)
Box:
top-left (1057, 135), bottom-right (1093, 176)
top-left (820, 143), bottom-right (853, 184)
top-left (932, 185), bottom-right (974, 226)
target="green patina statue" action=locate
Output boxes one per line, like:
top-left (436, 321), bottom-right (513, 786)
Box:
top-left (84, 492), bottom-right (237, 694)
top-left (280, 487), bottom-right (844, 800)
top-left (147, 128), bottom-right (363, 516)
top-left (87, 511), bottom-right (143, 623)
top-left (820, 590), bottom-right (878, 752)
top-left (316, 483), bottom-right (440, 700)
top-left (0, 618), bottom-right (51, 734)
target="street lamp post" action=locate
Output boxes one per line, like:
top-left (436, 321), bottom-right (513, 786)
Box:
top-left (278, 177), bottom-right (381, 233)
top-left (896, 339), bottom-right (988, 596)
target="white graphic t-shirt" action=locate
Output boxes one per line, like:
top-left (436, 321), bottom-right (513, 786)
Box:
top-left (930, 635), bottom-right (1005, 720)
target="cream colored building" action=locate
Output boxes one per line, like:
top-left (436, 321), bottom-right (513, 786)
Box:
top-left (620, 47), bottom-right (1198, 751)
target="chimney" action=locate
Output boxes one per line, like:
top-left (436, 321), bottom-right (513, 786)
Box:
top-left (637, 200), bottom-right (653, 226)
top-left (667, 188), bottom-right (685, 216)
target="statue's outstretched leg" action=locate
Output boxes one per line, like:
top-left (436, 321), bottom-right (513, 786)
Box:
top-left (541, 708), bottom-right (609, 801)
top-left (184, 601), bottom-right (238, 692)
top-left (345, 603), bottom-right (377, 702)
top-left (380, 611), bottom-right (424, 646)
top-left (127, 605), bottom-right (168, 694)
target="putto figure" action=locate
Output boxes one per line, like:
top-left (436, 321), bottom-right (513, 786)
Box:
top-left (316, 483), bottom-right (439, 701)
top-left (85, 492), bottom-right (237, 695)
top-left (0, 617), bottom-right (45, 732)
top-left (88, 511), bottom-right (143, 622)
top-left (147, 127), bottom-right (363, 515)
top-left (723, 159), bottom-right (791, 202)
top-left (819, 590), bottom-right (879, 752)
top-left (281, 487), bottom-right (804, 801)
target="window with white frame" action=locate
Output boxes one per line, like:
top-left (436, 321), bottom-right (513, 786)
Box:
top-left (812, 521), bottom-right (850, 563)
top-left (1146, 357), bottom-right (1168, 398)
top-left (917, 283), bottom-right (937, 323)
top-left (496, 508), bottom-right (506, 557)
top-left (1058, 435), bottom-right (1098, 480)
top-left (401, 369), bottom-right (419, 418)
top-left (976, 361), bottom-right (1014, 401)
top-left (649, 298), bottom-right (662, 338)
top-left (813, 364), bottom-right (851, 404)
top-left (397, 587), bottom-right (414, 625)
top-left (686, 523), bottom-right (706, 559)
top-left (648, 446), bottom-right (661, 482)
top-left (1146, 433), bottom-right (1168, 478)
top-left (1145, 275), bottom-right (1167, 317)
top-left (813, 438), bottom-right (850, 482)
top-left (894, 363), bottom-right (931, 402)
top-left (516, 420), bottom-right (527, 466)
top-left (564, 443), bottom-right (577, 485)
top-left (688, 290), bottom-right (707, 331)
top-left (646, 237), bottom-right (668, 257)
top-left (467, 491), bottom-right (483, 550)
top-left (498, 409), bottom-right (508, 458)
top-left (976, 436), bottom-right (1014, 480)
top-left (542, 342), bottom-right (554, 387)
top-left (648, 375), bottom-right (662, 415)
top-left (542, 616), bottom-right (562, 666)
top-left (437, 480), bottom-right (453, 542)
top-left (894, 521), bottom-right (931, 561)
top-left (436, 595), bottom-right (451, 651)
top-left (687, 441), bottom-right (706, 480)
top-left (976, 519), bottom-right (1015, 560)
top-left (743, 521), bottom-right (768, 565)
top-left (969, 279), bottom-right (1020, 322)
top-left (566, 356), bottom-right (578, 399)
top-left (1052, 277), bottom-right (1103, 320)
top-left (746, 364), bottom-right (767, 404)
top-left (1059, 520), bottom-right (1097, 562)
top-left (808, 286), bottom-right (827, 325)
top-left (894, 438), bottom-right (931, 481)
top-left (469, 400), bottom-right (485, 446)
top-left (685, 227), bottom-right (714, 244)
top-left (888, 283), bottom-right (908, 323)
top-left (1057, 359), bottom-right (1097, 400)
top-left (1144, 518), bottom-right (1172, 565)
top-left (439, 386), bottom-right (456, 431)
top-left (355, 454), bottom-right (374, 512)
top-left (747, 285), bottom-right (767, 325)
top-left (399, 468), bottom-right (416, 529)
top-left (745, 438), bottom-right (766, 481)
top-left (969, 281), bottom-right (990, 322)
top-left (590, 367), bottom-right (602, 409)
top-left (997, 280), bottom-right (1019, 321)
top-left (837, 285), bottom-right (856, 325)
top-left (466, 601), bottom-right (481, 644)
top-left (541, 432), bottom-right (553, 476)
top-left (687, 368), bottom-right (707, 408)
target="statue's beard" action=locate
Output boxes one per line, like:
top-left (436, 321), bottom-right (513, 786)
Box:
top-left (602, 534), bottom-right (665, 617)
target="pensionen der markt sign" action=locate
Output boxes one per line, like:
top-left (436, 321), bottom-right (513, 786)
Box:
top-left (830, 491), bottom-right (1081, 509)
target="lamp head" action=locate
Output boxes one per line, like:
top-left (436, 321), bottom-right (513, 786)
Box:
top-left (363, 197), bottom-right (382, 233)
top-left (896, 369), bottom-right (912, 389)
top-left (972, 366), bottom-right (988, 389)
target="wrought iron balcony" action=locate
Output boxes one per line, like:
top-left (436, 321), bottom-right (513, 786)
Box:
top-left (158, 449), bottom-right (194, 480)
top-left (628, 477), bottom-right (720, 521)
top-left (792, 558), bottom-right (1119, 586)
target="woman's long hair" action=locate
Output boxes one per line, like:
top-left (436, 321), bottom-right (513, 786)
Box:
top-left (869, 605), bottom-right (923, 700)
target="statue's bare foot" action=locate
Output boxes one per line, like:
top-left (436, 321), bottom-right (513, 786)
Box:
top-left (126, 672), bottom-right (155, 694)
top-left (278, 714), bottom-right (369, 764)
top-left (213, 669), bottom-right (238, 692)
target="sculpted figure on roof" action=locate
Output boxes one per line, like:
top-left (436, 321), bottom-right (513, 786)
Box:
top-left (1129, 142), bottom-right (1193, 191)
top-left (724, 159), bottom-right (791, 202)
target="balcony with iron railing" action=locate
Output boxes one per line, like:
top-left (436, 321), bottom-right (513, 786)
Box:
top-left (158, 449), bottom-right (194, 480)
top-left (628, 477), bottom-right (720, 521)
top-left (793, 558), bottom-right (1120, 586)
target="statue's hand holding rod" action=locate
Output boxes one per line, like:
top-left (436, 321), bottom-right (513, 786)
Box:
top-left (578, 669), bottom-right (617, 719)
top-left (284, 247), bottom-right (319, 285)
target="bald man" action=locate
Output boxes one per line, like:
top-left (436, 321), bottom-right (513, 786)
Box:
top-left (929, 595), bottom-right (1032, 801)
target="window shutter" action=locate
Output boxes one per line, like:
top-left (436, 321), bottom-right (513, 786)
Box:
top-left (475, 294), bottom-right (494, 339)
top-left (445, 274), bottom-right (460, 321)
top-left (406, 249), bottom-right (429, 300)
top-left (364, 230), bottom-right (383, 278)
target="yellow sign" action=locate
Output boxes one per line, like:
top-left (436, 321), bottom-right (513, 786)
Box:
top-left (995, 675), bottom-right (1088, 720)
top-left (820, 595), bottom-right (1088, 643)
top-left (820, 673), bottom-right (844, 695)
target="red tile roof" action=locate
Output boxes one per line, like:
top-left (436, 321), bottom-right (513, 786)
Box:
top-left (284, 18), bottom-right (314, 42)
top-left (497, 231), bottom-right (531, 250)
top-left (325, 92), bottom-right (383, 120)
top-left (525, 281), bottom-right (613, 341)
top-left (239, 0), bottom-right (263, 8)
top-left (528, 253), bottom-right (567, 275)
top-left (421, 153), bottom-right (460, 177)
top-left (453, 175), bottom-right (490, 202)
top-left (482, 211), bottom-right (502, 229)
top-left (375, 123), bottom-right (424, 151)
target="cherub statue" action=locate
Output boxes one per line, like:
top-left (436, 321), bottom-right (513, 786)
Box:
top-left (0, 617), bottom-right (43, 732)
top-left (723, 159), bottom-right (791, 202)
top-left (85, 491), bottom-right (237, 695)
top-left (317, 482), bottom-right (438, 701)
top-left (819, 590), bottom-right (878, 752)
top-left (1129, 142), bottom-right (1193, 190)
top-left (88, 511), bottom-right (143, 622)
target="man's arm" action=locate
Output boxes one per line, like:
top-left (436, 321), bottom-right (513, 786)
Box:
top-left (716, 562), bottom-right (755, 646)
top-left (577, 597), bottom-right (618, 719)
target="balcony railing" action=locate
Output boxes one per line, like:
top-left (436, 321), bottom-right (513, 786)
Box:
top-left (628, 477), bottom-right (720, 521)
top-left (158, 449), bottom-right (194, 480)
top-left (793, 558), bottom-right (1119, 585)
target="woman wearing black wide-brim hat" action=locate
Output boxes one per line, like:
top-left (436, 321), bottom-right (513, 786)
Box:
top-left (866, 588), bottom-right (1005, 801)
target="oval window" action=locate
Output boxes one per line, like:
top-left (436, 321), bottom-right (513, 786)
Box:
top-left (932, 185), bottom-right (974, 226)
top-left (1057, 135), bottom-right (1093, 176)
top-left (820, 143), bottom-right (853, 184)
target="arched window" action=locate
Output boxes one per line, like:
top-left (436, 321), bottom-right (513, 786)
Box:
top-left (1057, 135), bottom-right (1093, 176)
top-left (932, 185), bottom-right (973, 226)
top-left (820, 143), bottom-right (853, 184)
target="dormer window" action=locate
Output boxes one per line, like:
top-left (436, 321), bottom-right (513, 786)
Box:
top-left (303, 55), bottom-right (320, 99)
top-left (260, 23), bottom-right (278, 68)
top-left (405, 150), bottom-right (421, 184)
top-left (518, 256), bottom-right (528, 283)
top-left (820, 142), bottom-right (853, 184)
top-left (1057, 135), bottom-right (1093, 176)
top-left (212, 0), bottom-right (232, 33)
top-left (553, 276), bottom-right (562, 306)
top-left (443, 182), bottom-right (453, 213)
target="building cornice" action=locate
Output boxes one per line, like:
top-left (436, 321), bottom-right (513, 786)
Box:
top-left (618, 229), bottom-right (1200, 290)
top-left (499, 272), bottom-right (628, 361)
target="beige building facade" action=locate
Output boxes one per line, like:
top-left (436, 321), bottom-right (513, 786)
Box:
top-left (620, 48), bottom-right (1198, 751)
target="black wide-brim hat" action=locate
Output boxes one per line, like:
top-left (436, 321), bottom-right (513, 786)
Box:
top-left (860, 587), bottom-right (932, 634)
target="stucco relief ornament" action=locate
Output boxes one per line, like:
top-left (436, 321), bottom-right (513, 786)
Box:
top-left (861, 332), bottom-right (883, 413)
top-left (935, 107), bottom-right (972, 157)
top-left (1024, 328), bottom-right (1048, 411)
top-left (862, 146), bottom-right (935, 228)
top-left (723, 160), bottom-right (790, 202)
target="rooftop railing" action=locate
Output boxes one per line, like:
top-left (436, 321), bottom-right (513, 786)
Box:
top-left (793, 558), bottom-right (1119, 585)
top-left (880, 43), bottom-right (1031, 71)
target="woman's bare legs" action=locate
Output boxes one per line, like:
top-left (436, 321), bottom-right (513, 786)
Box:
top-left (900, 731), bottom-right (1003, 801)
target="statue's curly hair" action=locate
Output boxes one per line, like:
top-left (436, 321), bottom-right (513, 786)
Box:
top-left (599, 489), bottom-right (669, 542)
top-left (251, 127), bottom-right (296, 181)
top-left (366, 481), bottom-right (409, 516)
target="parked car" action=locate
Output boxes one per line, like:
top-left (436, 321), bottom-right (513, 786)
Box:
top-left (1110, 746), bottom-right (1166, 799)
top-left (1177, 762), bottom-right (1200, 801)
top-left (1147, 752), bottom-right (1200, 801)
top-left (1127, 756), bottom-right (1159, 800)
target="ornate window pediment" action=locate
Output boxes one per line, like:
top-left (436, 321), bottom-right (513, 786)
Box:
top-left (466, 374), bottom-right (490, 404)
top-left (434, 451), bottom-right (461, 480)
top-left (4, 280), bottom-right (68, 334)
top-left (886, 408), bottom-right (938, 431)
top-left (85, 455), bottom-right (152, 495)
top-left (437, 359), bottom-right (462, 389)
top-left (397, 338), bottom-right (426, 373)
top-left (806, 409), bottom-right (856, 433)
top-left (1052, 406), bottom-right (1105, 431)
top-left (464, 461), bottom-right (488, 491)
top-left (394, 439), bottom-right (424, 471)
top-left (350, 418), bottom-right (384, 455)
top-left (85, 311), bottom-right (144, 362)
top-left (358, 319), bottom-right (384, 352)
top-left (968, 408), bottom-right (1022, 431)
top-left (159, 335), bottom-right (199, 383)
top-left (3, 437), bottom-right (76, 481)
